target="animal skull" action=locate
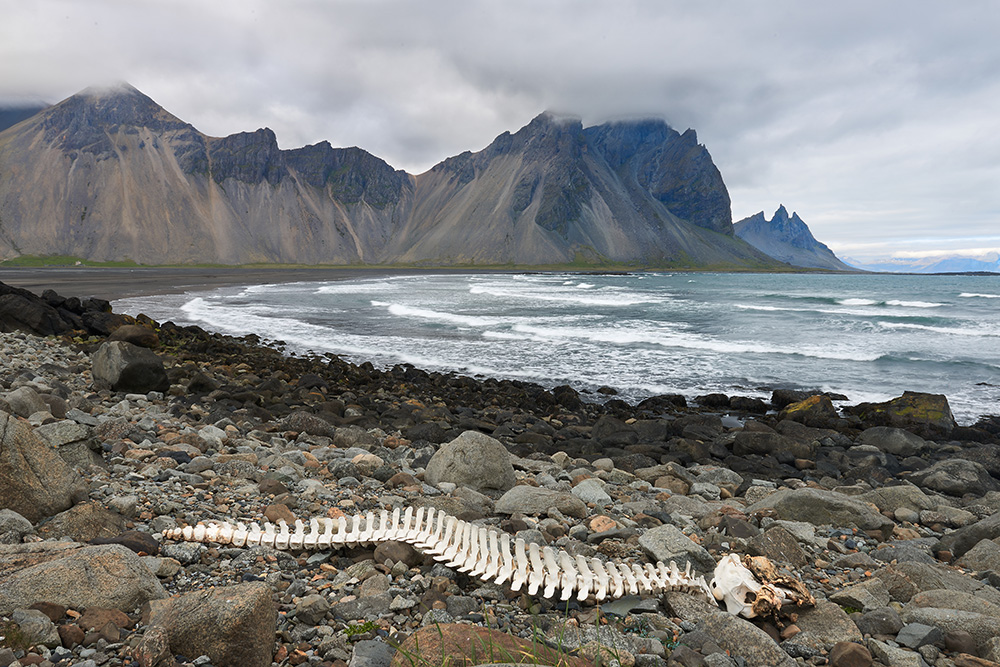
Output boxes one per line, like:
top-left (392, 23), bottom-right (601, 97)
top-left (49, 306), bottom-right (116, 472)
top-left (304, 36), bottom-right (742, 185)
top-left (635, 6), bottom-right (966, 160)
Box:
top-left (711, 553), bottom-right (763, 617)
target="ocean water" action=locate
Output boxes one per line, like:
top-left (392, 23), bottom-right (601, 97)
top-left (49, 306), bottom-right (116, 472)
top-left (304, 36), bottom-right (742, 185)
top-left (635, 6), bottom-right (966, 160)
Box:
top-left (116, 272), bottom-right (1000, 424)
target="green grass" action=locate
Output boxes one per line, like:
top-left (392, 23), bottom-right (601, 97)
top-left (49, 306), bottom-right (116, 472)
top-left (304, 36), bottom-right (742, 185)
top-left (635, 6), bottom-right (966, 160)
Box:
top-left (0, 254), bottom-right (141, 267)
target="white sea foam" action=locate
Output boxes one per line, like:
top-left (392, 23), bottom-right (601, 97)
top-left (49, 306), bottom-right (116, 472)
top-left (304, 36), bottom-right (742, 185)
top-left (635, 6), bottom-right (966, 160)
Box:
top-left (960, 292), bottom-right (1000, 299)
top-left (380, 303), bottom-right (503, 327)
top-left (878, 322), bottom-right (997, 337)
top-left (885, 300), bottom-right (944, 308)
top-left (469, 285), bottom-right (656, 306)
top-left (510, 323), bottom-right (881, 362)
top-left (838, 298), bottom-right (878, 306)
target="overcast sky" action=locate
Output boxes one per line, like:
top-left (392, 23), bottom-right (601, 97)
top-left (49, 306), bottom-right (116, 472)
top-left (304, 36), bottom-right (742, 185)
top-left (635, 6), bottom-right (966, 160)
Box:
top-left (2, 0), bottom-right (998, 261)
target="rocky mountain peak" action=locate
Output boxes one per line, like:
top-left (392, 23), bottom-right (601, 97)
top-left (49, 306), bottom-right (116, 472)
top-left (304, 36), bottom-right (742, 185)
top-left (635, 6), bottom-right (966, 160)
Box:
top-left (735, 206), bottom-right (851, 271)
top-left (38, 81), bottom-right (192, 157)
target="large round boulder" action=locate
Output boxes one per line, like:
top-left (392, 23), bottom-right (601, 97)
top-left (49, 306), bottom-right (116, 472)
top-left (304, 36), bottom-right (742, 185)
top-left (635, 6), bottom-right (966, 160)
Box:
top-left (92, 340), bottom-right (169, 393)
top-left (424, 431), bottom-right (516, 492)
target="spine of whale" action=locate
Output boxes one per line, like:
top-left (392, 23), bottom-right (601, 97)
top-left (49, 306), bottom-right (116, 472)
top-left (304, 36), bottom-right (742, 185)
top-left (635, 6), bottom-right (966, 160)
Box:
top-left (161, 506), bottom-right (714, 603)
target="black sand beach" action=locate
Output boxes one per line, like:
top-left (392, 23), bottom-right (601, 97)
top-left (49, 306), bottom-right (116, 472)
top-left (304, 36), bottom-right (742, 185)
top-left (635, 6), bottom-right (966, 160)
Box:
top-left (0, 267), bottom-right (408, 301)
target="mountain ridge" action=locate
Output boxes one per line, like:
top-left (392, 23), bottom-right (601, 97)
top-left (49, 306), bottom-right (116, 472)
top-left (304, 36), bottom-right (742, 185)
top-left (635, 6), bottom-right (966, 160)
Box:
top-left (734, 205), bottom-right (851, 271)
top-left (0, 84), bottom-right (785, 268)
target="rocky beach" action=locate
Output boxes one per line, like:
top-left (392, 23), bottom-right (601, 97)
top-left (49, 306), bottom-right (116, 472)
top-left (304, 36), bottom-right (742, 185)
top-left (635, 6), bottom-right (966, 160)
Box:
top-left (4, 277), bottom-right (1000, 667)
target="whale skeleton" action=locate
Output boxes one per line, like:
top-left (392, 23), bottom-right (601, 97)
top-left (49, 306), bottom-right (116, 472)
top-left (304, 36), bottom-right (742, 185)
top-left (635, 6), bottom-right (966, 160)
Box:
top-left (161, 507), bottom-right (813, 617)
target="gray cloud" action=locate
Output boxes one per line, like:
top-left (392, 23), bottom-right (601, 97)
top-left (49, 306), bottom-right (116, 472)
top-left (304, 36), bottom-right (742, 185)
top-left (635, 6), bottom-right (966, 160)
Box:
top-left (1, 0), bottom-right (998, 259)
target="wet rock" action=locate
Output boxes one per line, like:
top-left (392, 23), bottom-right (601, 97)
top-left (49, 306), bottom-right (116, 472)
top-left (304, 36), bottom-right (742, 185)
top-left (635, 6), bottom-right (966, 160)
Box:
top-left (145, 582), bottom-right (275, 667)
top-left (0, 411), bottom-right (87, 523)
top-left (92, 340), bottom-right (169, 394)
top-left (424, 430), bottom-right (516, 492)
top-left (732, 431), bottom-right (814, 460)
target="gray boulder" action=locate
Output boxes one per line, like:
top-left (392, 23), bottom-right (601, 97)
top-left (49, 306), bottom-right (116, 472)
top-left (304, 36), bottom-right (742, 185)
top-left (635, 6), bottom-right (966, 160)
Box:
top-left (745, 487), bottom-right (895, 539)
top-left (424, 431), bottom-right (516, 492)
top-left (10, 609), bottom-right (60, 648)
top-left (494, 485), bottom-right (587, 518)
top-left (857, 426), bottom-right (928, 456)
top-left (0, 411), bottom-right (87, 523)
top-left (0, 509), bottom-right (33, 543)
top-left (91, 340), bottom-right (169, 393)
top-left (0, 542), bottom-right (166, 613)
top-left (698, 612), bottom-right (796, 667)
top-left (3, 386), bottom-right (48, 418)
top-left (934, 510), bottom-right (1000, 559)
top-left (789, 600), bottom-right (863, 651)
top-left (955, 538), bottom-right (1000, 572)
top-left (145, 582), bottom-right (276, 667)
top-left (860, 484), bottom-right (935, 514)
top-left (638, 523), bottom-right (716, 574)
top-left (900, 607), bottom-right (1000, 652)
top-left (908, 459), bottom-right (999, 497)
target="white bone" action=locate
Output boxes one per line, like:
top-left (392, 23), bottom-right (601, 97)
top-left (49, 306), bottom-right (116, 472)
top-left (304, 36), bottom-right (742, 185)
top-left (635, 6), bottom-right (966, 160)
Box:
top-left (527, 542), bottom-right (545, 596)
top-left (541, 547), bottom-right (561, 599)
top-left (711, 554), bottom-right (763, 618)
top-left (288, 520), bottom-right (305, 550)
top-left (495, 533), bottom-right (515, 585)
top-left (575, 555), bottom-right (594, 601)
top-left (511, 538), bottom-right (529, 591)
top-left (590, 558), bottom-right (610, 600)
top-left (558, 552), bottom-right (578, 601)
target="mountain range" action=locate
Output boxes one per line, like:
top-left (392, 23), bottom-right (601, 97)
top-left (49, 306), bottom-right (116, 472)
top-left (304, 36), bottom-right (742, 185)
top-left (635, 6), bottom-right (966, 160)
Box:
top-left (734, 205), bottom-right (852, 271)
top-left (0, 84), bottom-right (830, 269)
top-left (844, 252), bottom-right (1000, 273)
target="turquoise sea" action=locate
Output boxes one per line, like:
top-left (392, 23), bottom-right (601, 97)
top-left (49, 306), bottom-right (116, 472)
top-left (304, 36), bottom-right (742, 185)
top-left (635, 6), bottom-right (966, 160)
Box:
top-left (116, 272), bottom-right (1000, 424)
